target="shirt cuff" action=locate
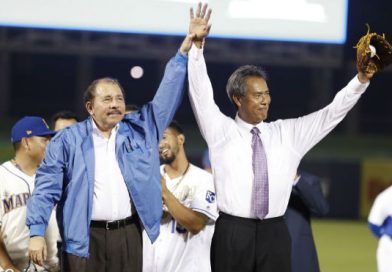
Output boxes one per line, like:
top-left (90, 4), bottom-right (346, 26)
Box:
top-left (348, 75), bottom-right (370, 94)
top-left (176, 50), bottom-right (188, 63)
top-left (192, 207), bottom-right (218, 221)
top-left (30, 224), bottom-right (46, 237)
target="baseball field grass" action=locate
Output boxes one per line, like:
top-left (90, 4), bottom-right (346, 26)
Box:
top-left (313, 219), bottom-right (378, 272)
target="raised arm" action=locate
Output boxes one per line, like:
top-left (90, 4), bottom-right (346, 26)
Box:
top-left (188, 3), bottom-right (232, 146)
top-left (283, 76), bottom-right (368, 158)
top-left (123, 34), bottom-right (196, 140)
top-left (281, 28), bottom-right (392, 158)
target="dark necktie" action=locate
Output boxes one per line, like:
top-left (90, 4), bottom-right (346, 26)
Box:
top-left (251, 127), bottom-right (269, 219)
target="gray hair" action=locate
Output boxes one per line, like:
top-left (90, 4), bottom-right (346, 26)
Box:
top-left (226, 65), bottom-right (268, 106)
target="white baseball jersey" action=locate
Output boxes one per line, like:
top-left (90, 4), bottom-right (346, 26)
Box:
top-left (143, 164), bottom-right (218, 272)
top-left (368, 185), bottom-right (392, 272)
top-left (0, 161), bottom-right (59, 271)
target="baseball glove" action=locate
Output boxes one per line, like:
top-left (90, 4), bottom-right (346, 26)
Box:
top-left (355, 24), bottom-right (392, 75)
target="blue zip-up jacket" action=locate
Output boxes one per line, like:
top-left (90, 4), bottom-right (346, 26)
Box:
top-left (26, 52), bottom-right (187, 257)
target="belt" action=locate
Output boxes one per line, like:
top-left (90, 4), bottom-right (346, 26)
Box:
top-left (219, 212), bottom-right (284, 225)
top-left (90, 215), bottom-right (137, 230)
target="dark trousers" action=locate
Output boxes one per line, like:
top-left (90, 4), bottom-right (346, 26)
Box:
top-left (211, 212), bottom-right (291, 272)
top-left (61, 219), bottom-right (142, 272)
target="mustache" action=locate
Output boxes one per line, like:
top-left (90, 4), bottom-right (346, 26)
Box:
top-left (107, 110), bottom-right (122, 115)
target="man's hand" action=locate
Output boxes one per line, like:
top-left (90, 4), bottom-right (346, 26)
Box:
top-left (159, 174), bottom-right (208, 234)
top-left (161, 175), bottom-right (170, 202)
top-left (179, 33), bottom-right (197, 55)
top-left (28, 236), bottom-right (47, 267)
top-left (161, 175), bottom-right (171, 212)
top-left (189, 3), bottom-right (212, 48)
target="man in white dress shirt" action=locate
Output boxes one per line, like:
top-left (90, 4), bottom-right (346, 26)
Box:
top-left (187, 3), bottom-right (379, 272)
top-left (143, 121), bottom-right (218, 272)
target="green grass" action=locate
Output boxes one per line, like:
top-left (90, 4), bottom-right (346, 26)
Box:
top-left (0, 137), bottom-right (13, 162)
top-left (313, 219), bottom-right (378, 272)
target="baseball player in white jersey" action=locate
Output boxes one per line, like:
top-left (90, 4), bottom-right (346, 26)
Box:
top-left (143, 121), bottom-right (218, 272)
top-left (368, 185), bottom-right (392, 272)
top-left (0, 116), bottom-right (59, 272)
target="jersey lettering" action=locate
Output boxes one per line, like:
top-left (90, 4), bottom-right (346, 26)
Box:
top-left (2, 192), bottom-right (31, 214)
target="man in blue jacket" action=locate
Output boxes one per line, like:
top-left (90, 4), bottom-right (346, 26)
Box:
top-left (285, 171), bottom-right (329, 272)
top-left (26, 22), bottom-right (207, 272)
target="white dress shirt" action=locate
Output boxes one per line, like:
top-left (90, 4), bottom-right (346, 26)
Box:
top-left (188, 45), bottom-right (369, 219)
top-left (91, 121), bottom-right (132, 221)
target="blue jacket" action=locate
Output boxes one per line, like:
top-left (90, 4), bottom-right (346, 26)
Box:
top-left (285, 171), bottom-right (329, 272)
top-left (26, 52), bottom-right (187, 257)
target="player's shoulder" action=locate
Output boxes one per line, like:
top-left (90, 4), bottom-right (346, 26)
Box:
top-left (0, 161), bottom-right (18, 189)
top-left (377, 186), bottom-right (392, 200)
top-left (0, 161), bottom-right (8, 169)
top-left (0, 161), bottom-right (13, 176)
top-left (187, 164), bottom-right (215, 191)
top-left (188, 164), bottom-right (213, 180)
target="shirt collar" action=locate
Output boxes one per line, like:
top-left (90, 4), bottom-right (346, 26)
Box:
top-left (91, 119), bottom-right (119, 139)
top-left (235, 113), bottom-right (264, 135)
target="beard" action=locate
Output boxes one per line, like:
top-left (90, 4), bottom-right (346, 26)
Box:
top-left (160, 153), bottom-right (176, 164)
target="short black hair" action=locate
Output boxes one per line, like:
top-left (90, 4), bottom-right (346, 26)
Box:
top-left (51, 111), bottom-right (79, 129)
top-left (83, 77), bottom-right (126, 104)
top-left (167, 120), bottom-right (184, 136)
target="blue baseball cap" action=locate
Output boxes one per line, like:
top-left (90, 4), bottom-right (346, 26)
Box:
top-left (11, 116), bottom-right (56, 143)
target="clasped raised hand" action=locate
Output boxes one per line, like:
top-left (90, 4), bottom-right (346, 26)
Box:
top-left (190, 3), bottom-right (212, 47)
